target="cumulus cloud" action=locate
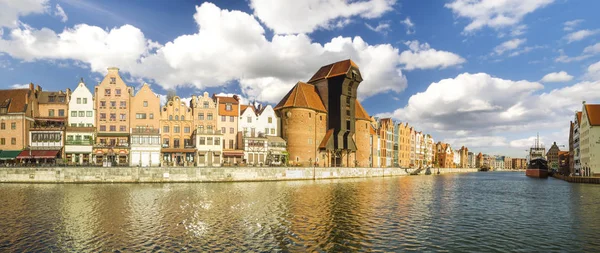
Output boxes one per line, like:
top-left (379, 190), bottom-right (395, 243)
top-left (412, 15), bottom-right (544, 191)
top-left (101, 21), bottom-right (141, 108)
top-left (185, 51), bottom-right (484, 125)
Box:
top-left (249, 0), bottom-right (396, 34)
top-left (555, 43), bottom-right (600, 63)
top-left (445, 0), bottom-right (553, 33)
top-left (10, 83), bottom-right (30, 89)
top-left (54, 4), bottom-right (68, 22)
top-left (0, 0), bottom-right (48, 28)
top-left (584, 61), bottom-right (600, 81)
top-left (540, 71), bottom-right (573, 83)
top-left (563, 19), bottom-right (583, 31)
top-left (0, 2), bottom-right (416, 103)
top-left (583, 42), bottom-right (600, 54)
top-left (564, 29), bottom-right (599, 43)
top-left (399, 41), bottom-right (465, 70)
top-left (493, 38), bottom-right (526, 56)
top-left (401, 17), bottom-right (415, 34)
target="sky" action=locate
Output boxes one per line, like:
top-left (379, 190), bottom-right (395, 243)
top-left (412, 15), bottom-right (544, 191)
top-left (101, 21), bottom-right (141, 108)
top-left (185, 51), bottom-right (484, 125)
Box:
top-left (1, 0), bottom-right (600, 158)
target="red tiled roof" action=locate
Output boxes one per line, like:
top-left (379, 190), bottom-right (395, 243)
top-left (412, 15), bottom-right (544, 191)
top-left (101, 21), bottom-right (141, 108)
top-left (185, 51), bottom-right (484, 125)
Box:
top-left (576, 111), bottom-right (582, 126)
top-left (355, 100), bottom-right (370, 120)
top-left (274, 82), bottom-right (326, 112)
top-left (585, 105), bottom-right (600, 126)
top-left (214, 95), bottom-right (239, 104)
top-left (308, 59), bottom-right (359, 83)
top-left (0, 88), bottom-right (31, 114)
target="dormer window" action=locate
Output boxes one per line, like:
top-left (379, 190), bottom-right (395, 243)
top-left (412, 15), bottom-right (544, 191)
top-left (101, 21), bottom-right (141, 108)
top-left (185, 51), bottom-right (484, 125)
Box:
top-left (58, 96), bottom-right (65, 103)
top-left (48, 96), bottom-right (56, 102)
top-left (225, 103), bottom-right (232, 111)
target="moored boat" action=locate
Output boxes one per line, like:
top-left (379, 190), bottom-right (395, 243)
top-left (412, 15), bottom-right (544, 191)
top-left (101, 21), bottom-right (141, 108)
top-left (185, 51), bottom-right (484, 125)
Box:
top-left (526, 158), bottom-right (548, 178)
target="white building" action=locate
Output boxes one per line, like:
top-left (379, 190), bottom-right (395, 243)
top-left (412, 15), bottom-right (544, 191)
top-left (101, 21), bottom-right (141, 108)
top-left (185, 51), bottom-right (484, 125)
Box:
top-left (580, 103), bottom-right (600, 176)
top-left (573, 111), bottom-right (582, 175)
top-left (453, 149), bottom-right (461, 166)
top-left (130, 127), bottom-right (161, 167)
top-left (65, 79), bottom-right (95, 164)
top-left (196, 127), bottom-right (223, 166)
top-left (239, 103), bottom-right (279, 137)
top-left (266, 136), bottom-right (287, 166)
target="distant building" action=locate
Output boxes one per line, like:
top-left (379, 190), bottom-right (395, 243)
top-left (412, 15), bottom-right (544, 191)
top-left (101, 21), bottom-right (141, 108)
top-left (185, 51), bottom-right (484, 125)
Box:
top-left (0, 84), bottom-right (38, 164)
top-left (160, 96), bottom-right (195, 166)
top-left (494, 156), bottom-right (505, 171)
top-left (558, 151), bottom-right (569, 173)
top-left (546, 142), bottom-right (561, 170)
top-left (476, 152), bottom-right (483, 168)
top-left (66, 79), bottom-right (94, 165)
top-left (503, 156), bottom-right (512, 170)
top-left (579, 102), bottom-right (600, 176)
top-left (458, 146), bottom-right (468, 168)
top-left (436, 142), bottom-right (453, 168)
top-left (512, 158), bottom-right (527, 170)
top-left (129, 84), bottom-right (161, 167)
top-left (397, 123), bottom-right (411, 168)
top-left (573, 111), bottom-right (582, 175)
top-left (468, 152), bottom-right (475, 168)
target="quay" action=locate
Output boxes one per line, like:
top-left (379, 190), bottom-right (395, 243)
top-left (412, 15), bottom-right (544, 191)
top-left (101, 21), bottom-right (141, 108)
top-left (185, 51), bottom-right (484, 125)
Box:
top-left (0, 167), bottom-right (477, 183)
top-left (553, 174), bottom-right (600, 184)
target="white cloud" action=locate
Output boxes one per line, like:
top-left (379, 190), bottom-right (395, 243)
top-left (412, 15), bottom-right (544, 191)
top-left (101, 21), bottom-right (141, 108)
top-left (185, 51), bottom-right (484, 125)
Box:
top-left (493, 38), bottom-right (526, 56)
top-left (249, 0), bottom-right (396, 34)
top-left (445, 0), bottom-right (553, 33)
top-left (585, 61), bottom-right (600, 81)
top-left (401, 17), bottom-right (415, 34)
top-left (507, 45), bottom-right (544, 57)
top-left (399, 40), bottom-right (465, 70)
top-left (510, 25), bottom-right (527, 37)
top-left (540, 71), bottom-right (573, 83)
top-left (444, 136), bottom-right (508, 148)
top-left (0, 0), bottom-right (48, 28)
top-left (10, 83), bottom-right (29, 89)
top-left (563, 19), bottom-right (583, 31)
top-left (564, 29), bottom-right (599, 43)
top-left (583, 42), bottom-right (600, 54)
top-left (54, 4), bottom-right (68, 23)
top-left (365, 21), bottom-right (391, 34)
top-left (0, 2), bottom-right (410, 103)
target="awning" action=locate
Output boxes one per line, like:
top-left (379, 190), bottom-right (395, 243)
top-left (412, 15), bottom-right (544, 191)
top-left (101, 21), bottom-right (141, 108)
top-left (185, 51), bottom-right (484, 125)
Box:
top-left (223, 151), bottom-right (244, 157)
top-left (0, 150), bottom-right (21, 160)
top-left (17, 150), bottom-right (60, 159)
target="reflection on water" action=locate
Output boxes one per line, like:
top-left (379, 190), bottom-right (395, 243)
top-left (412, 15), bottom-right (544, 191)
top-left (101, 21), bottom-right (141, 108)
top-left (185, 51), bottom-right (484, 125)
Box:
top-left (0, 172), bottom-right (599, 252)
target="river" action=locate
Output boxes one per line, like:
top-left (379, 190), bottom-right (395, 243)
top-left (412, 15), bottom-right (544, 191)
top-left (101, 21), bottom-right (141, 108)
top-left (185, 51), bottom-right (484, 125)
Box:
top-left (0, 172), bottom-right (599, 252)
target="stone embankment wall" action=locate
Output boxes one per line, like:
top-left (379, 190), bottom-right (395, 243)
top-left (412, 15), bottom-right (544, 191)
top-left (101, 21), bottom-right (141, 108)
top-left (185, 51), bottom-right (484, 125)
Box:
top-left (0, 167), bottom-right (478, 183)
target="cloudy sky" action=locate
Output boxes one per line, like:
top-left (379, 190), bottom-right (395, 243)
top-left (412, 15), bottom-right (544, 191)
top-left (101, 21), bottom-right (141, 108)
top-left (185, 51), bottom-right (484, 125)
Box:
top-left (1, 0), bottom-right (600, 157)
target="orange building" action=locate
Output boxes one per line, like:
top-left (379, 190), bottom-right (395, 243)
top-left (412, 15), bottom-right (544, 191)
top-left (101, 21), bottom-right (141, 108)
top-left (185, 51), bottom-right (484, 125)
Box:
top-left (436, 142), bottom-right (454, 168)
top-left (397, 123), bottom-right (411, 168)
top-left (214, 95), bottom-right (244, 164)
top-left (129, 84), bottom-right (161, 167)
top-left (354, 101), bottom-right (371, 167)
top-left (160, 96), bottom-right (195, 166)
top-left (0, 84), bottom-right (39, 163)
top-left (94, 67), bottom-right (133, 165)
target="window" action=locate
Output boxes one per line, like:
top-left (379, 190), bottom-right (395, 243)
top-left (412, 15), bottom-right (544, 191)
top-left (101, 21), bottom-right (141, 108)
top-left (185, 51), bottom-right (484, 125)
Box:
top-left (221, 127), bottom-right (226, 133)
top-left (221, 116), bottom-right (226, 122)
top-left (110, 101), bottom-right (116, 108)
top-left (0, 138), bottom-right (4, 145)
top-left (214, 137), bottom-right (220, 145)
top-left (230, 127), bottom-right (234, 134)
top-left (110, 125), bottom-right (116, 132)
top-left (49, 109), bottom-right (55, 117)
top-left (110, 77), bottom-right (116, 84)
top-left (100, 113), bottom-right (106, 120)
top-left (100, 125), bottom-right (106, 131)
top-left (184, 127), bottom-right (190, 133)
top-left (169, 115), bottom-right (173, 121)
top-left (198, 125), bottom-right (204, 132)
top-left (58, 96), bottom-right (65, 103)
top-left (163, 126), bottom-right (169, 133)
top-left (49, 96), bottom-right (55, 102)
top-left (83, 98), bottom-right (87, 104)
top-left (225, 103), bottom-right (232, 111)
top-left (271, 128), bottom-right (275, 135)
top-left (265, 128), bottom-right (268, 135)
top-left (120, 114), bottom-right (126, 120)
top-left (120, 125), bottom-right (126, 132)
top-left (136, 113), bottom-right (146, 119)
top-left (86, 111), bottom-right (92, 117)
top-left (207, 113), bottom-right (213, 120)
top-left (207, 125), bottom-right (213, 130)
top-left (174, 138), bottom-right (180, 148)
top-left (229, 139), bottom-right (234, 149)
top-left (79, 123), bottom-right (84, 127)
top-left (309, 112), bottom-right (311, 118)
top-left (87, 123), bottom-right (92, 127)
top-left (174, 126), bottom-right (180, 133)
top-left (230, 116), bottom-right (234, 122)
top-left (110, 113), bottom-right (116, 121)
top-left (199, 137), bottom-right (206, 145)
top-left (115, 89), bottom-right (121, 96)
top-left (0, 123), bottom-right (4, 129)
top-left (163, 138), bottom-right (169, 146)
top-left (79, 111), bottom-right (85, 117)
top-left (11, 138), bottom-right (15, 145)
top-left (77, 98), bottom-right (81, 104)
top-left (203, 102), bottom-right (209, 108)
top-left (247, 117), bottom-right (252, 123)
top-left (175, 115), bottom-right (179, 121)
top-left (71, 111), bottom-right (77, 117)
top-left (105, 89), bottom-right (111, 96)
top-left (149, 113), bottom-right (154, 119)
top-left (181, 116), bottom-right (185, 121)
top-left (59, 109), bottom-right (65, 117)
top-left (100, 101), bottom-right (106, 107)
top-left (198, 113), bottom-right (204, 120)
top-left (143, 101), bottom-right (148, 107)
top-left (120, 101), bottom-right (126, 108)
top-left (11, 123), bottom-right (15, 130)
top-left (268, 117), bottom-right (272, 123)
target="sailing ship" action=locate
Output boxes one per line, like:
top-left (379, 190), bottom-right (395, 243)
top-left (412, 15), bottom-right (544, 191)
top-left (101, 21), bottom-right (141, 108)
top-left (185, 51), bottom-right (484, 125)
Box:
top-left (526, 133), bottom-right (548, 178)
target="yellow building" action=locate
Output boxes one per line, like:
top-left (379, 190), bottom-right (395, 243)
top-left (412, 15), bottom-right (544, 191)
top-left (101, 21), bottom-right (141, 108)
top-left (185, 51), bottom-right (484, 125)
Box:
top-left (129, 83), bottom-right (161, 167)
top-left (580, 103), bottom-right (600, 176)
top-left (160, 96), bottom-right (195, 166)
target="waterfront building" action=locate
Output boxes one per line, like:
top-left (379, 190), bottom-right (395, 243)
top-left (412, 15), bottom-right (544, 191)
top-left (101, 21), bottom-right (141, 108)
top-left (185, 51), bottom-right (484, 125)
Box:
top-left (393, 123), bottom-right (399, 167)
top-left (436, 142), bottom-right (454, 168)
top-left (160, 96), bottom-right (196, 166)
top-left (0, 84), bottom-right (38, 163)
top-left (379, 118), bottom-right (394, 167)
top-left (191, 92), bottom-right (218, 133)
top-left (410, 128), bottom-right (415, 167)
top-left (458, 146), bottom-right (468, 168)
top-left (424, 134), bottom-right (434, 167)
top-left (468, 152), bottom-right (475, 168)
top-left (22, 87), bottom-right (71, 164)
top-left (546, 142), bottom-right (561, 170)
top-left (476, 152), bottom-right (483, 168)
top-left (275, 60), bottom-right (370, 167)
top-left (573, 111), bottom-right (582, 175)
top-left (65, 79), bottom-right (95, 165)
top-left (483, 154), bottom-right (492, 169)
top-left (503, 156), bottom-right (512, 170)
top-left (398, 123), bottom-right (411, 168)
top-left (558, 151), bottom-right (569, 173)
top-left (195, 125), bottom-right (223, 167)
top-left (579, 102), bottom-right (600, 176)
top-left (94, 67), bottom-right (133, 166)
top-left (494, 156), bottom-right (505, 170)
top-left (354, 101), bottom-right (371, 167)
top-left (453, 149), bottom-right (460, 167)
top-left (266, 136), bottom-right (287, 166)
top-left (569, 121), bottom-right (574, 174)
top-left (242, 132), bottom-right (268, 166)
top-left (129, 84), bottom-right (161, 167)
top-left (239, 103), bottom-right (279, 137)
top-left (369, 119), bottom-right (380, 167)
top-left (214, 95), bottom-right (244, 165)
top-left (415, 131), bottom-right (423, 168)
top-left (512, 158), bottom-right (527, 170)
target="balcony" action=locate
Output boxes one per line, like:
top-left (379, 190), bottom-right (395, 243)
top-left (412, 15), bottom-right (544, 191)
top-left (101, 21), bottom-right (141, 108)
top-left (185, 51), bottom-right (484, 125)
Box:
top-left (66, 140), bottom-right (93, 145)
top-left (184, 144), bottom-right (196, 149)
top-left (132, 128), bottom-right (160, 135)
top-left (94, 143), bottom-right (129, 148)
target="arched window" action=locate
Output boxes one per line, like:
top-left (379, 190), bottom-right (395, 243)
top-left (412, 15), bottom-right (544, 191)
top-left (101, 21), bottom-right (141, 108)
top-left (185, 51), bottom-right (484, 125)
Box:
top-left (169, 115), bottom-right (173, 121)
top-left (181, 115), bottom-right (185, 121)
top-left (175, 115), bottom-right (179, 120)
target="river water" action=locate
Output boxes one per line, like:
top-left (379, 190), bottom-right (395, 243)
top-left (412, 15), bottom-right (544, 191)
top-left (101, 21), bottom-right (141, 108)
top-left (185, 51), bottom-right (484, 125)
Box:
top-left (0, 172), bottom-right (599, 252)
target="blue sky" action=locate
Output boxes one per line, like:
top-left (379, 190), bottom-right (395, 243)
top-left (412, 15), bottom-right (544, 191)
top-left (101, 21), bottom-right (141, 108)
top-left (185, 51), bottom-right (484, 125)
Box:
top-left (2, 0), bottom-right (600, 157)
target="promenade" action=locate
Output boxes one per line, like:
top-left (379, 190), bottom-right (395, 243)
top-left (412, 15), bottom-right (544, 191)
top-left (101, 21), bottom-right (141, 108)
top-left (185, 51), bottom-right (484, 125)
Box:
top-left (0, 167), bottom-right (477, 183)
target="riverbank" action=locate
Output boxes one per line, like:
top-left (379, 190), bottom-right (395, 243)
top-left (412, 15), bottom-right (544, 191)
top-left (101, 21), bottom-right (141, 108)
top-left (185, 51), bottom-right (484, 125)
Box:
top-left (0, 167), bottom-right (478, 183)
top-left (552, 174), bottom-right (600, 184)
